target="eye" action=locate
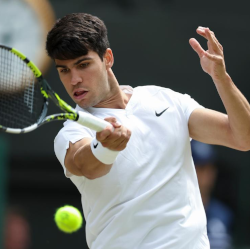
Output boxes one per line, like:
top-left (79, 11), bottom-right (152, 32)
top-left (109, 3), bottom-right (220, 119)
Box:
top-left (59, 68), bottom-right (69, 73)
top-left (79, 63), bottom-right (89, 68)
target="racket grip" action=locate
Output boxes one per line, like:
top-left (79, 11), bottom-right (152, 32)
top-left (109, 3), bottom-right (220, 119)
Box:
top-left (77, 111), bottom-right (113, 132)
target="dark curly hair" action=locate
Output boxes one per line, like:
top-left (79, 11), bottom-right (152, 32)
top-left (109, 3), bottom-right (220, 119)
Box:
top-left (46, 13), bottom-right (110, 61)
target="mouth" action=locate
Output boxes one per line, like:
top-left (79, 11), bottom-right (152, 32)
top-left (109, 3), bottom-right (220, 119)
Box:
top-left (73, 89), bottom-right (88, 100)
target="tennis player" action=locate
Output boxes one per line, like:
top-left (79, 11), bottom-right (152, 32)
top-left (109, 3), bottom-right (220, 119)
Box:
top-left (46, 13), bottom-right (250, 249)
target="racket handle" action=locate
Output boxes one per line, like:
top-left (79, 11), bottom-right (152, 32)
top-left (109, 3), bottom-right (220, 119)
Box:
top-left (76, 111), bottom-right (112, 132)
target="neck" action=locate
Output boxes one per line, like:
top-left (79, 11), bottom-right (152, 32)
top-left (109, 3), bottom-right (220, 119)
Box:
top-left (94, 69), bottom-right (131, 109)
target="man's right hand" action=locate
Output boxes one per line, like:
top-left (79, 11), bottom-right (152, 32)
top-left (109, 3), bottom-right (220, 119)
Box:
top-left (96, 117), bottom-right (131, 151)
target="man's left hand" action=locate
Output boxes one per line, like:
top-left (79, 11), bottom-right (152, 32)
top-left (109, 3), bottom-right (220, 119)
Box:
top-left (189, 27), bottom-right (228, 84)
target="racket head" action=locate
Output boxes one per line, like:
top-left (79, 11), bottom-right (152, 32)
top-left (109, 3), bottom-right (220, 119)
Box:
top-left (0, 45), bottom-right (48, 133)
top-left (0, 45), bottom-right (112, 134)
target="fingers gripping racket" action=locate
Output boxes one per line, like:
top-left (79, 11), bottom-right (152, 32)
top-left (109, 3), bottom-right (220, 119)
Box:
top-left (0, 45), bottom-right (111, 134)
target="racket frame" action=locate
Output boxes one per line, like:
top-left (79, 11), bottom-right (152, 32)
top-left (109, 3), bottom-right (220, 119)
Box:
top-left (0, 45), bottom-right (111, 134)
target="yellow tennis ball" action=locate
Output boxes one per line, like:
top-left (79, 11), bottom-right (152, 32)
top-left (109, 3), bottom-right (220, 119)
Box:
top-left (54, 205), bottom-right (83, 233)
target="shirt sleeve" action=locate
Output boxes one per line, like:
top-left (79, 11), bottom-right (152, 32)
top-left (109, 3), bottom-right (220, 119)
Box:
top-left (54, 120), bottom-right (95, 178)
top-left (170, 91), bottom-right (205, 142)
top-left (157, 86), bottom-right (205, 122)
top-left (169, 90), bottom-right (204, 122)
top-left (179, 93), bottom-right (205, 122)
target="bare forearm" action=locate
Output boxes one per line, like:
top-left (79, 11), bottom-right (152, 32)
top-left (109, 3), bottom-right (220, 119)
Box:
top-left (73, 141), bottom-right (112, 179)
top-left (214, 73), bottom-right (250, 149)
top-left (189, 27), bottom-right (250, 150)
top-left (65, 119), bottom-right (130, 179)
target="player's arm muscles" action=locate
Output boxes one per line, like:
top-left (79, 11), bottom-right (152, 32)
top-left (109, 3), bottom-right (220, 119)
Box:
top-left (188, 108), bottom-right (250, 151)
top-left (64, 118), bottom-right (131, 179)
top-left (189, 27), bottom-right (250, 151)
top-left (64, 138), bottom-right (112, 179)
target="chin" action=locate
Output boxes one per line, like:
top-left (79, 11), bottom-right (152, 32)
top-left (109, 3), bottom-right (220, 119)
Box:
top-left (78, 100), bottom-right (95, 109)
top-left (78, 103), bottom-right (90, 109)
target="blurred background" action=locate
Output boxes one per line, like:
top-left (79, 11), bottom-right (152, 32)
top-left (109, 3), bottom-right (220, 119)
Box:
top-left (0, 0), bottom-right (250, 248)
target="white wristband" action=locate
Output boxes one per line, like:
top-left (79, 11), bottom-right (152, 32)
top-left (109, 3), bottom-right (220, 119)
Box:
top-left (90, 138), bottom-right (119, 164)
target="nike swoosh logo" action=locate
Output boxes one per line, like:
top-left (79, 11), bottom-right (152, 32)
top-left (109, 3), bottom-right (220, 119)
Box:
top-left (93, 143), bottom-right (99, 149)
top-left (155, 107), bottom-right (169, 117)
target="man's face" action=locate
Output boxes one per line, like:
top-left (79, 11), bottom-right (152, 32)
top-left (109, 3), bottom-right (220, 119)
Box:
top-left (55, 50), bottom-right (111, 108)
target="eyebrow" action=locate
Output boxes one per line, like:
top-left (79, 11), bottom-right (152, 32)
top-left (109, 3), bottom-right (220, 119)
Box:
top-left (56, 57), bottom-right (93, 68)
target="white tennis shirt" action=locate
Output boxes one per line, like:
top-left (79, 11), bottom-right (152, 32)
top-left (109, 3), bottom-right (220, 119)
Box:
top-left (54, 85), bottom-right (210, 249)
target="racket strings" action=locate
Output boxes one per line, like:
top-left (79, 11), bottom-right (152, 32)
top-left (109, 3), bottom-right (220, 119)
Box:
top-left (0, 47), bottom-right (44, 129)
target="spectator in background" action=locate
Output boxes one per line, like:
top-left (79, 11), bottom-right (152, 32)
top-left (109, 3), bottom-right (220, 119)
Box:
top-left (4, 206), bottom-right (31, 249)
top-left (191, 140), bottom-right (234, 249)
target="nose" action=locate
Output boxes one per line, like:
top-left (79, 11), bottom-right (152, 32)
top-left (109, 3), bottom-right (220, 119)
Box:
top-left (70, 70), bottom-right (82, 85)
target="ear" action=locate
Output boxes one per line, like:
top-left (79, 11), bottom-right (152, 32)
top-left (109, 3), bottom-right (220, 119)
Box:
top-left (104, 48), bottom-right (114, 68)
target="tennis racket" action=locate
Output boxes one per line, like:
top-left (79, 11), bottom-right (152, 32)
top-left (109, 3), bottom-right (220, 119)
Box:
top-left (0, 45), bottom-right (111, 134)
